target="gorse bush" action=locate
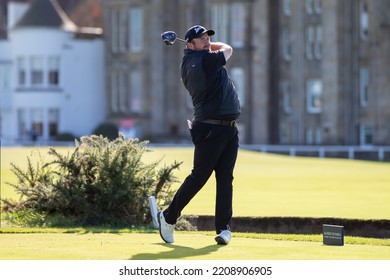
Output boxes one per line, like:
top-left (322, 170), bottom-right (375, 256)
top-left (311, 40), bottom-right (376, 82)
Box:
top-left (2, 134), bottom-right (181, 227)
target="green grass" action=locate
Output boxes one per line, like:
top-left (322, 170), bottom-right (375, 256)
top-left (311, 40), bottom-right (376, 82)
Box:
top-left (0, 228), bottom-right (389, 260)
top-left (2, 146), bottom-right (390, 219)
top-left (1, 146), bottom-right (389, 260)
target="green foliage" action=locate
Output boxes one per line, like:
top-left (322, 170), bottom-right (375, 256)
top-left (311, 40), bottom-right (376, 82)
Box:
top-left (55, 132), bottom-right (76, 141)
top-left (2, 134), bottom-right (181, 227)
top-left (92, 122), bottom-right (119, 140)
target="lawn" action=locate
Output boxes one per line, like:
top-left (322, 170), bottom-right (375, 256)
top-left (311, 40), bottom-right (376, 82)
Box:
top-left (1, 146), bottom-right (389, 261)
top-left (0, 228), bottom-right (389, 260)
top-left (1, 146), bottom-right (390, 219)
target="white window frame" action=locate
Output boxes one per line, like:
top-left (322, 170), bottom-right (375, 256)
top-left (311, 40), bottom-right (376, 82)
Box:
top-left (0, 62), bottom-right (11, 91)
top-left (30, 56), bottom-right (44, 86)
top-left (231, 67), bottom-right (245, 108)
top-left (306, 79), bottom-right (323, 113)
top-left (17, 56), bottom-right (27, 86)
top-left (17, 108), bottom-right (27, 138)
top-left (48, 56), bottom-right (60, 87)
top-left (48, 108), bottom-right (59, 137)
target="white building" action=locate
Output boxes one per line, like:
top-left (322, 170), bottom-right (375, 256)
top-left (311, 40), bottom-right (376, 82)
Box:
top-left (0, 0), bottom-right (105, 143)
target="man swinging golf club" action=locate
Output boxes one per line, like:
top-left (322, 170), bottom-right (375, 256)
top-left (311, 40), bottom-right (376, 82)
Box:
top-left (158, 25), bottom-right (241, 245)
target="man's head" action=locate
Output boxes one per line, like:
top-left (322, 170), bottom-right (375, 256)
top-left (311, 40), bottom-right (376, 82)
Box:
top-left (185, 25), bottom-right (215, 51)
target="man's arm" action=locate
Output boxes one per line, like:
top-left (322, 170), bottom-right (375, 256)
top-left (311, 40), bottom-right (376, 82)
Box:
top-left (210, 42), bottom-right (233, 61)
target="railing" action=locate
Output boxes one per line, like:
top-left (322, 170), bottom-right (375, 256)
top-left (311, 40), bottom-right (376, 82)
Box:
top-left (240, 144), bottom-right (390, 161)
top-left (2, 138), bottom-right (390, 161)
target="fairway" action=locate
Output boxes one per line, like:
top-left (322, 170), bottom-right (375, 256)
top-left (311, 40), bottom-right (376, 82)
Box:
top-left (1, 146), bottom-right (390, 261)
top-left (0, 231), bottom-right (389, 260)
top-left (2, 146), bottom-right (389, 219)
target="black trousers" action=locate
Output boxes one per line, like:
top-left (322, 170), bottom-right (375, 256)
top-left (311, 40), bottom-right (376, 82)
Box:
top-left (164, 121), bottom-right (239, 234)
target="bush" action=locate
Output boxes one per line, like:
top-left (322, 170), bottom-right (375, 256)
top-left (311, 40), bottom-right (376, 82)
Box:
top-left (92, 123), bottom-right (119, 140)
top-left (55, 132), bottom-right (76, 142)
top-left (2, 134), bottom-right (181, 227)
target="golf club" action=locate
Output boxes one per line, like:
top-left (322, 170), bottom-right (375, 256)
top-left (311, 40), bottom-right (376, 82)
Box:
top-left (161, 31), bottom-right (186, 46)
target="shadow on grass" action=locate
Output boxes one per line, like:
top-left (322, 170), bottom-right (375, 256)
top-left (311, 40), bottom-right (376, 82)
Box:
top-left (130, 243), bottom-right (222, 260)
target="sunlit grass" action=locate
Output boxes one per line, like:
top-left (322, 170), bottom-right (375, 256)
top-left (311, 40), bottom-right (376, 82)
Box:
top-left (2, 146), bottom-right (390, 219)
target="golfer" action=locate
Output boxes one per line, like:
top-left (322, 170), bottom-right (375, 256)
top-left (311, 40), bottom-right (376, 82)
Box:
top-left (158, 25), bottom-right (241, 245)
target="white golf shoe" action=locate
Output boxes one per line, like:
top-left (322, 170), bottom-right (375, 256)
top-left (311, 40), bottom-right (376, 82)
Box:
top-left (215, 229), bottom-right (231, 245)
top-left (158, 211), bottom-right (174, 243)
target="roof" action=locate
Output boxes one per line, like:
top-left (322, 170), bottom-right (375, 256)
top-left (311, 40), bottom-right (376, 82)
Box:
top-left (15, 0), bottom-right (78, 32)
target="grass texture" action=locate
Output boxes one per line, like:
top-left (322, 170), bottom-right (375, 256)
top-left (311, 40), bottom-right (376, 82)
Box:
top-left (1, 146), bottom-right (390, 219)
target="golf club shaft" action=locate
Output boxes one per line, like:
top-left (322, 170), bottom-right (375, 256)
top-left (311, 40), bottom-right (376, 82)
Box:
top-left (176, 37), bottom-right (186, 43)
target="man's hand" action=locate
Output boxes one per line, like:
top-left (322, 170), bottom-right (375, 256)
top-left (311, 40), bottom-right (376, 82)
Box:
top-left (210, 42), bottom-right (233, 61)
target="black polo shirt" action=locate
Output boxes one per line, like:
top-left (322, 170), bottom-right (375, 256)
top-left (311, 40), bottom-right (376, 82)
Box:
top-left (180, 49), bottom-right (241, 121)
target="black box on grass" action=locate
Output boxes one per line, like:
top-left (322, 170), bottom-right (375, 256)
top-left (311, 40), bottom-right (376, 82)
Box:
top-left (323, 224), bottom-right (344, 246)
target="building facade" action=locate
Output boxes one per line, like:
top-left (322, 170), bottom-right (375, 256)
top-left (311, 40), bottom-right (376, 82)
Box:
top-left (0, 0), bottom-right (105, 142)
top-left (102, 0), bottom-right (389, 146)
top-left (2, 0), bottom-right (389, 146)
top-left (275, 0), bottom-right (390, 146)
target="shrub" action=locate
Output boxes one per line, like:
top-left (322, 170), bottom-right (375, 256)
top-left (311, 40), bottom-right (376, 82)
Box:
top-left (55, 132), bottom-right (76, 142)
top-left (92, 123), bottom-right (119, 140)
top-left (2, 134), bottom-right (181, 227)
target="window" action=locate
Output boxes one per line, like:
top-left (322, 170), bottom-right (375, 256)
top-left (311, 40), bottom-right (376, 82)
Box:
top-left (48, 56), bottom-right (60, 86)
top-left (211, 3), bottom-right (229, 43)
top-left (360, 67), bottom-right (369, 107)
top-left (360, 124), bottom-right (373, 146)
top-left (31, 108), bottom-right (44, 137)
top-left (111, 71), bottom-right (119, 113)
top-left (211, 2), bottom-right (245, 46)
top-left (282, 80), bottom-right (292, 113)
top-left (280, 123), bottom-right (292, 144)
top-left (305, 26), bottom-right (314, 60)
top-left (283, 0), bottom-right (292, 16)
top-left (119, 71), bottom-right (127, 112)
top-left (360, 1), bottom-right (369, 40)
top-left (305, 0), bottom-right (314, 14)
top-left (314, 0), bottom-right (322, 14)
top-left (283, 29), bottom-right (292, 61)
top-left (17, 108), bottom-right (27, 138)
top-left (306, 127), bottom-right (322, 144)
top-left (314, 25), bottom-right (322, 60)
top-left (129, 7), bottom-right (143, 52)
top-left (306, 79), bottom-right (322, 113)
top-left (119, 9), bottom-right (128, 53)
top-left (0, 63), bottom-right (11, 91)
top-left (230, 3), bottom-right (245, 48)
top-left (110, 9), bottom-right (119, 53)
top-left (17, 57), bottom-right (26, 86)
top-left (231, 67), bottom-right (245, 107)
top-left (130, 70), bottom-right (143, 112)
top-left (48, 108), bottom-right (59, 137)
top-left (30, 56), bottom-right (44, 86)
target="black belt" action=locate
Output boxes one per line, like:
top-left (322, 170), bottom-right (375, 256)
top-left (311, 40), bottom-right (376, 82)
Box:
top-left (200, 119), bottom-right (237, 127)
